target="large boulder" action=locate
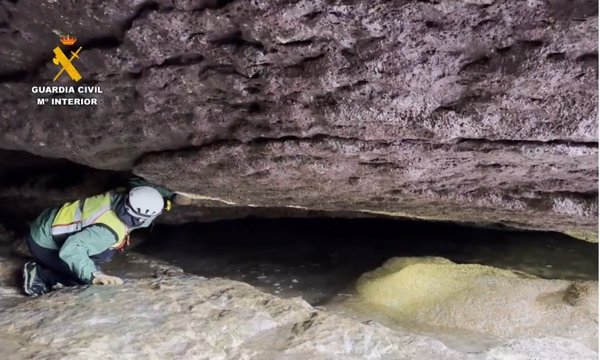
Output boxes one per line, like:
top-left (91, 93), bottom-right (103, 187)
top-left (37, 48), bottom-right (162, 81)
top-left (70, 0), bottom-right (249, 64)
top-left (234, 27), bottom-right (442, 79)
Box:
top-left (355, 257), bottom-right (598, 350)
top-left (0, 0), bottom-right (597, 235)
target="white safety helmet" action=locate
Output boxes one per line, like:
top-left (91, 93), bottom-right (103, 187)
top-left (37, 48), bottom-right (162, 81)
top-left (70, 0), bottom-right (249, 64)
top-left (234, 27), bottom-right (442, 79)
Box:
top-left (125, 186), bottom-right (164, 220)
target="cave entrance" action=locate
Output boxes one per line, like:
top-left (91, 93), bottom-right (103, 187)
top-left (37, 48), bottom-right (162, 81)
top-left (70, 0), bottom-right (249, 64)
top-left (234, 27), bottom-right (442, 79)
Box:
top-left (1, 149), bottom-right (596, 306)
top-left (133, 218), bottom-right (598, 306)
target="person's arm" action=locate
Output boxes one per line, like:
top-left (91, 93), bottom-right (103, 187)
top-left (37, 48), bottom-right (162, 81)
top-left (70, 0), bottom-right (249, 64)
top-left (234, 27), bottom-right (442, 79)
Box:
top-left (128, 176), bottom-right (192, 207)
top-left (58, 226), bottom-right (118, 283)
top-left (128, 176), bottom-right (174, 199)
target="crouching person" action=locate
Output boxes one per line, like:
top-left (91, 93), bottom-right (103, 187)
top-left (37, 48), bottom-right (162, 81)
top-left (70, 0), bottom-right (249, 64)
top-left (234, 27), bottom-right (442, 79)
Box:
top-left (22, 180), bottom-right (190, 297)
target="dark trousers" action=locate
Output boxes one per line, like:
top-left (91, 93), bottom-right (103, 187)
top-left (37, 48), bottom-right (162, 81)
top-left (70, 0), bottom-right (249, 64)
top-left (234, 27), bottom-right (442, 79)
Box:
top-left (26, 236), bottom-right (116, 287)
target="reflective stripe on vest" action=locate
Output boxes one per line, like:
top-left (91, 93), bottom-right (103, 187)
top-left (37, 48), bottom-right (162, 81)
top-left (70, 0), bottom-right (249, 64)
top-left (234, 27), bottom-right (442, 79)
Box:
top-left (51, 191), bottom-right (129, 248)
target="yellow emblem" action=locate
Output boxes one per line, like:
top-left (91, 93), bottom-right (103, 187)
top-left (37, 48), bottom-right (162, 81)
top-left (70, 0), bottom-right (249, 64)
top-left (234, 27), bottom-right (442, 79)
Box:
top-left (52, 34), bottom-right (83, 82)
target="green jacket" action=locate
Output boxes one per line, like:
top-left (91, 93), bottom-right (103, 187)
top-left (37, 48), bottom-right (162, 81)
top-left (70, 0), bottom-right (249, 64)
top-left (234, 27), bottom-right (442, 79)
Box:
top-left (29, 177), bottom-right (173, 283)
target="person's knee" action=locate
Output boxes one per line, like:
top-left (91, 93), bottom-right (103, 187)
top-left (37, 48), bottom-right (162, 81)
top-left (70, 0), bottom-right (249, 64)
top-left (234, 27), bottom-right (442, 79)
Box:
top-left (90, 249), bottom-right (117, 264)
top-left (25, 235), bottom-right (43, 260)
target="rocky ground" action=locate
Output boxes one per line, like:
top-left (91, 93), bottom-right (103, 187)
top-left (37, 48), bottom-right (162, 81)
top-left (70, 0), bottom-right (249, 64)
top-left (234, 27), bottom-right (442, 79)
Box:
top-left (0, 225), bottom-right (597, 359)
top-left (0, 275), bottom-right (597, 360)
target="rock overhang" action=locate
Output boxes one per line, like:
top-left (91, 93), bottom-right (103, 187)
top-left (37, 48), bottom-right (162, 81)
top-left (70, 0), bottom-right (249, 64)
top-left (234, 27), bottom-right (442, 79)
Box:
top-left (0, 0), bottom-right (596, 238)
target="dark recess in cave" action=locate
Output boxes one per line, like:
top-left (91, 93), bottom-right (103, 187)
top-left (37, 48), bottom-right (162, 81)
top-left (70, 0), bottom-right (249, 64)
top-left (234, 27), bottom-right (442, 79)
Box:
top-left (133, 218), bottom-right (598, 305)
top-left (0, 149), bottom-right (130, 227)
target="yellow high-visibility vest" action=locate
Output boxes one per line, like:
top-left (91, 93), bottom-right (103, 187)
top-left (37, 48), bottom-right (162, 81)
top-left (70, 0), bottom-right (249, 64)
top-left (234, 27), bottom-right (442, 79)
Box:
top-left (50, 191), bottom-right (129, 249)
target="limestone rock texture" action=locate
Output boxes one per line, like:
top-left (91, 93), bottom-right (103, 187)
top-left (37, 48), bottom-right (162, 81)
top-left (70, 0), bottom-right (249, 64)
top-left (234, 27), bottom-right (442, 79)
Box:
top-left (0, 262), bottom-right (596, 359)
top-left (0, 227), bottom-right (597, 359)
top-left (0, 0), bottom-right (597, 235)
top-left (355, 257), bottom-right (598, 351)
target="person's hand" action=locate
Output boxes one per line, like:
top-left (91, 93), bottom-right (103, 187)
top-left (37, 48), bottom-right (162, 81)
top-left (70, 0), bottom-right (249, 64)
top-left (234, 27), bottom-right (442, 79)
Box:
top-left (172, 193), bottom-right (193, 206)
top-left (92, 272), bottom-right (124, 285)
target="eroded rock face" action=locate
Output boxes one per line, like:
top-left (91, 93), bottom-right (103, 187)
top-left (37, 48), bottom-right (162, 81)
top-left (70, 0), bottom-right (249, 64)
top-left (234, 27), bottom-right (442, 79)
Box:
top-left (355, 257), bottom-right (598, 350)
top-left (0, 0), bottom-right (597, 234)
top-left (138, 138), bottom-right (597, 236)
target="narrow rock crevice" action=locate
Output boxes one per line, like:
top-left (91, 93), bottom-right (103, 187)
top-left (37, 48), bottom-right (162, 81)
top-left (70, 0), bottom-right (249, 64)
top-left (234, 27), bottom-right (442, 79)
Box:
top-left (133, 133), bottom-right (400, 164)
top-left (0, 69), bottom-right (28, 83)
top-left (129, 54), bottom-right (207, 78)
top-left (120, 1), bottom-right (161, 37)
top-left (207, 29), bottom-right (265, 50)
top-left (278, 38), bottom-right (315, 47)
top-left (137, 133), bottom-right (598, 164)
top-left (82, 36), bottom-right (122, 49)
top-left (187, 0), bottom-right (237, 12)
top-left (453, 137), bottom-right (598, 148)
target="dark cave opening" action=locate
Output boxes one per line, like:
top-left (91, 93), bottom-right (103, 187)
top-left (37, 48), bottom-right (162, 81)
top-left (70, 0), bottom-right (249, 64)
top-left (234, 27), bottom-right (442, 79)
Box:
top-left (0, 149), bottom-right (597, 306)
top-left (132, 218), bottom-right (598, 305)
top-left (0, 149), bottom-right (129, 227)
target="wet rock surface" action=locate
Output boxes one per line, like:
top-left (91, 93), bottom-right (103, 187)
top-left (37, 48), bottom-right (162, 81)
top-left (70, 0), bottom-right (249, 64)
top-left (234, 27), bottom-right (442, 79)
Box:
top-left (135, 219), bottom-right (598, 308)
top-left (0, 259), bottom-right (596, 359)
top-left (0, 0), bottom-right (597, 235)
top-left (0, 275), bottom-right (464, 360)
top-left (133, 219), bottom-right (598, 355)
top-left (0, 224), bottom-right (597, 359)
